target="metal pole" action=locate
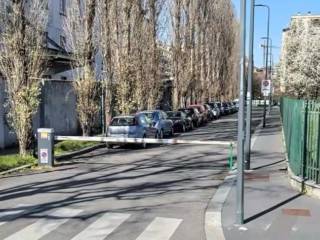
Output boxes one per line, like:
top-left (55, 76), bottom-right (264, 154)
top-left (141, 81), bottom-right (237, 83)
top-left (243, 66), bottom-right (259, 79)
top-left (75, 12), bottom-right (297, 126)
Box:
top-left (268, 41), bottom-right (273, 114)
top-left (236, 0), bottom-right (247, 225)
top-left (245, 0), bottom-right (255, 170)
top-left (101, 89), bottom-right (106, 135)
top-left (256, 4), bottom-right (270, 128)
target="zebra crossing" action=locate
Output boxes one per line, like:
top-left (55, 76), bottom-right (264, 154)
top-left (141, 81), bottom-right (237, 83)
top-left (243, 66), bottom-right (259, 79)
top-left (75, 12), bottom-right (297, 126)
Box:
top-left (0, 206), bottom-right (183, 240)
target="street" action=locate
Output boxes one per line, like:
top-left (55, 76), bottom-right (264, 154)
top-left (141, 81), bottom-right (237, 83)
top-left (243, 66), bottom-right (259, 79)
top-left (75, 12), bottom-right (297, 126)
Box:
top-left (0, 108), bottom-right (263, 240)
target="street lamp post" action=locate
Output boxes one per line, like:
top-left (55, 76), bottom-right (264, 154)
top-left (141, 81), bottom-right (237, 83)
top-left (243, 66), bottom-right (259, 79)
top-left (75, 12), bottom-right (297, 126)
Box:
top-left (244, 0), bottom-right (255, 170)
top-left (255, 4), bottom-right (270, 128)
top-left (261, 37), bottom-right (273, 114)
top-left (236, 0), bottom-right (247, 225)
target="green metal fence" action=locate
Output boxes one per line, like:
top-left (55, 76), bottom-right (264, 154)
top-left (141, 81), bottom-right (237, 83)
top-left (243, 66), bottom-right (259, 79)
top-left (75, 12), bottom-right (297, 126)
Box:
top-left (281, 97), bottom-right (320, 184)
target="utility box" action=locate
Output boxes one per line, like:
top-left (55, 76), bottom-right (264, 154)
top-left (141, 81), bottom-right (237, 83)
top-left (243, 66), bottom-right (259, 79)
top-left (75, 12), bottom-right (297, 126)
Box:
top-left (37, 128), bottom-right (54, 167)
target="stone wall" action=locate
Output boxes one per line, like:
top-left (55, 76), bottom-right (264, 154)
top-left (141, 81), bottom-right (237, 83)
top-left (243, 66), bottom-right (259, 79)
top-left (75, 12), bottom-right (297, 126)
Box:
top-left (0, 80), bottom-right (81, 149)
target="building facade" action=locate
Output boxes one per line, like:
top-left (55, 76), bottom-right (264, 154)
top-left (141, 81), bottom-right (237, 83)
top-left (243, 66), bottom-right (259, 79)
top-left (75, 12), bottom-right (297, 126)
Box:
top-left (0, 0), bottom-right (79, 149)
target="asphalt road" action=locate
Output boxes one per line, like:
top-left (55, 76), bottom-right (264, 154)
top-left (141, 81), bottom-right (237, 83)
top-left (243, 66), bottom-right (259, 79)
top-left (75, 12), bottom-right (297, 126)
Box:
top-left (0, 108), bottom-right (263, 240)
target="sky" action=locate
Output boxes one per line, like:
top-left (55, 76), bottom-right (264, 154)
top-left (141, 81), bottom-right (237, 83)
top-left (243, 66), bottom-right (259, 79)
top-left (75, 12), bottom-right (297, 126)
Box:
top-left (232, 0), bottom-right (320, 67)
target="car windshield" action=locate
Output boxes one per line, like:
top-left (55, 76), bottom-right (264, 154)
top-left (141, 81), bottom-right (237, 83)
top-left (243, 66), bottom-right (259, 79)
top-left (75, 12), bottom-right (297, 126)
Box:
top-left (111, 117), bottom-right (136, 126)
top-left (142, 112), bottom-right (154, 121)
top-left (167, 112), bottom-right (181, 118)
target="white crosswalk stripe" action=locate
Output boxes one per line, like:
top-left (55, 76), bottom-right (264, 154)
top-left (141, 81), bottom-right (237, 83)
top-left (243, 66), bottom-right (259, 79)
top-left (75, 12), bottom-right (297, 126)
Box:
top-left (4, 208), bottom-right (82, 240)
top-left (136, 217), bottom-right (182, 240)
top-left (71, 213), bottom-right (131, 240)
top-left (2, 207), bottom-right (183, 240)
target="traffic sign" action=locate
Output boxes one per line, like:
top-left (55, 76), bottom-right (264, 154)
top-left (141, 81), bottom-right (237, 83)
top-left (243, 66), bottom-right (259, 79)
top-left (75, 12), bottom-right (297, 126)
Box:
top-left (261, 80), bottom-right (271, 96)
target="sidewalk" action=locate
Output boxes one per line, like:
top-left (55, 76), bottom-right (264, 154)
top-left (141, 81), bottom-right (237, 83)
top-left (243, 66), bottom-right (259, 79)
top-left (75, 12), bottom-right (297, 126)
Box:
top-left (222, 107), bottom-right (320, 240)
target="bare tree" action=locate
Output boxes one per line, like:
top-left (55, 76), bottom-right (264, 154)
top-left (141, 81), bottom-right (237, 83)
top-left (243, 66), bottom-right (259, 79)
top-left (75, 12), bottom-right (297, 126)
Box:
top-left (0, 0), bottom-right (48, 156)
top-left (171, 0), bottom-right (238, 108)
top-left (64, 0), bottom-right (100, 136)
top-left (97, 0), bottom-right (165, 116)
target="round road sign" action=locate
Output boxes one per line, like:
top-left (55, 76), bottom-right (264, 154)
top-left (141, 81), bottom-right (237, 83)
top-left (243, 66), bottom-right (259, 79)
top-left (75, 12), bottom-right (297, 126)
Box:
top-left (263, 80), bottom-right (269, 87)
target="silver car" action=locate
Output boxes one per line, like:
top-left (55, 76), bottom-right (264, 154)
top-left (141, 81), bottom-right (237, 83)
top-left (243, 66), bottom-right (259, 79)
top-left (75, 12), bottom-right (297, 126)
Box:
top-left (106, 113), bottom-right (157, 148)
top-left (140, 110), bottom-right (174, 139)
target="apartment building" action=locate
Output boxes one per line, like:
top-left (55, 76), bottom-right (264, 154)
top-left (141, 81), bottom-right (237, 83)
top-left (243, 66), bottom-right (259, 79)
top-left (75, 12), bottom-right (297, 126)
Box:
top-left (45, 0), bottom-right (73, 80)
top-left (0, 0), bottom-right (79, 149)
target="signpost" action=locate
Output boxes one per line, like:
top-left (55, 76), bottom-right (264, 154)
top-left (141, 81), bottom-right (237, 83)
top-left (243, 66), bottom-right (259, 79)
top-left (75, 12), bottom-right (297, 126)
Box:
top-left (37, 128), bottom-right (54, 167)
top-left (261, 79), bottom-right (271, 96)
top-left (261, 80), bottom-right (271, 128)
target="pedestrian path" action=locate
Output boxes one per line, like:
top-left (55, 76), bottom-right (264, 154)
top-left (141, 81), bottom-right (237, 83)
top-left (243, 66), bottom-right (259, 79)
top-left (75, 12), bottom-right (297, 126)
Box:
top-left (0, 206), bottom-right (183, 240)
top-left (222, 107), bottom-right (320, 240)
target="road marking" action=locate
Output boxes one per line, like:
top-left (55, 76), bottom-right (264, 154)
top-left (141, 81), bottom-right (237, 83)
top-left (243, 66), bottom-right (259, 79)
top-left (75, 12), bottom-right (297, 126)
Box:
top-left (0, 204), bottom-right (33, 226)
top-left (71, 213), bottom-right (131, 240)
top-left (136, 217), bottom-right (182, 240)
top-left (4, 208), bottom-right (82, 240)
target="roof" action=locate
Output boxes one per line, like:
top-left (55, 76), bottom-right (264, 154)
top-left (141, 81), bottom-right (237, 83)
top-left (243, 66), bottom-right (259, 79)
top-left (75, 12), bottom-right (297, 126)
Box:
top-left (113, 115), bottom-right (134, 119)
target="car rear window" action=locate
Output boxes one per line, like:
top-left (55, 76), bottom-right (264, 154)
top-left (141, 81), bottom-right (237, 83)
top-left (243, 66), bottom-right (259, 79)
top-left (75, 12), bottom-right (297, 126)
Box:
top-left (111, 117), bottom-right (136, 126)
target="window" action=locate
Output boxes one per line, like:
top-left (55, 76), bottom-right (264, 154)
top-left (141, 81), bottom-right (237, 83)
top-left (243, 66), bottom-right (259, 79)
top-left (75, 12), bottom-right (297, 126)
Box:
top-left (161, 111), bottom-right (168, 119)
top-left (60, 0), bottom-right (66, 15)
top-left (139, 115), bottom-right (148, 126)
top-left (60, 35), bottom-right (66, 49)
top-left (111, 117), bottom-right (136, 126)
top-left (153, 112), bottom-right (160, 121)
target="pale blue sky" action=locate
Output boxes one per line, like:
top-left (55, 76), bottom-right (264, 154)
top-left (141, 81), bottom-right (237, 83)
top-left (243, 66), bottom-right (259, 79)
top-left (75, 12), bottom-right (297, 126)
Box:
top-left (232, 0), bottom-right (320, 67)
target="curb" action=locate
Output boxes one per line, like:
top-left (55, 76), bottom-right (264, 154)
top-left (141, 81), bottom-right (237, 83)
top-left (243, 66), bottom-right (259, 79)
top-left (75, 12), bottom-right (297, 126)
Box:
top-left (205, 174), bottom-right (236, 240)
top-left (0, 164), bottom-right (33, 176)
top-left (55, 143), bottom-right (106, 161)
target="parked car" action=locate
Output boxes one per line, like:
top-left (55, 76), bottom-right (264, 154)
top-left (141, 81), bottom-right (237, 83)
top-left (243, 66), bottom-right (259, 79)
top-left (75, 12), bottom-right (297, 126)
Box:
top-left (231, 101), bottom-right (238, 112)
top-left (215, 101), bottom-right (226, 116)
top-left (106, 113), bottom-right (157, 148)
top-left (178, 107), bottom-right (201, 128)
top-left (166, 111), bottom-right (193, 132)
top-left (222, 102), bottom-right (231, 115)
top-left (228, 102), bottom-right (236, 113)
top-left (140, 110), bottom-right (174, 138)
top-left (203, 104), bottom-right (215, 121)
top-left (208, 102), bottom-right (221, 119)
top-left (233, 100), bottom-right (239, 111)
top-left (189, 105), bottom-right (208, 124)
